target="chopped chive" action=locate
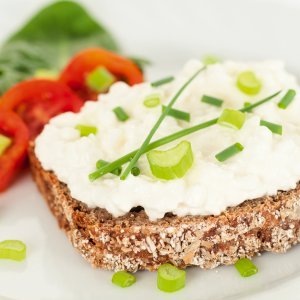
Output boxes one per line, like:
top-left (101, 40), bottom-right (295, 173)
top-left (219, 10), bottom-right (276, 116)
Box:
top-left (143, 94), bottom-right (161, 108)
top-left (0, 134), bottom-right (12, 156)
top-left (112, 271), bottom-right (136, 288)
top-left (278, 89), bottom-right (296, 109)
top-left (162, 105), bottom-right (190, 122)
top-left (217, 109), bottom-right (246, 130)
top-left (201, 95), bottom-right (224, 107)
top-left (120, 67), bottom-right (206, 180)
top-left (89, 91), bottom-right (281, 181)
top-left (243, 102), bottom-right (252, 112)
top-left (75, 124), bottom-right (97, 137)
top-left (131, 166), bottom-right (141, 176)
top-left (86, 67), bottom-right (115, 93)
top-left (237, 71), bottom-right (262, 95)
top-left (96, 160), bottom-right (122, 176)
top-left (215, 143), bottom-right (244, 162)
top-left (202, 55), bottom-right (220, 66)
top-left (235, 258), bottom-right (258, 277)
top-left (0, 240), bottom-right (26, 261)
top-left (151, 76), bottom-right (174, 87)
top-left (113, 106), bottom-right (129, 122)
top-left (157, 263), bottom-right (186, 293)
top-left (260, 120), bottom-right (282, 135)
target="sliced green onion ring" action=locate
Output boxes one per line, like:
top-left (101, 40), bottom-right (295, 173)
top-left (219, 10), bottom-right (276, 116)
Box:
top-left (112, 271), bottom-right (136, 288)
top-left (235, 258), bottom-right (258, 277)
top-left (113, 106), bottom-right (129, 122)
top-left (75, 124), bottom-right (97, 137)
top-left (96, 160), bottom-right (122, 176)
top-left (202, 55), bottom-right (220, 65)
top-left (0, 134), bottom-right (12, 156)
top-left (237, 71), bottom-right (262, 95)
top-left (0, 240), bottom-right (26, 261)
top-left (215, 143), bottom-right (244, 162)
top-left (143, 94), bottom-right (161, 108)
top-left (86, 66), bottom-right (115, 93)
top-left (151, 76), bottom-right (174, 87)
top-left (157, 263), bottom-right (186, 293)
top-left (260, 120), bottom-right (282, 135)
top-left (147, 141), bottom-right (193, 180)
top-left (162, 105), bottom-right (190, 122)
top-left (278, 89), bottom-right (296, 109)
top-left (201, 95), bottom-right (224, 107)
top-left (217, 109), bottom-right (246, 130)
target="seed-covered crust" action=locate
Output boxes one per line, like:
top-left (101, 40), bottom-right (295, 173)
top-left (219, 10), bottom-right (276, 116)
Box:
top-left (28, 144), bottom-right (300, 272)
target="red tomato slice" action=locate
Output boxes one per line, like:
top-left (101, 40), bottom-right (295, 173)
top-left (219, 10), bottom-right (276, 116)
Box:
top-left (0, 79), bottom-right (83, 139)
top-left (59, 48), bottom-right (144, 100)
top-left (0, 109), bottom-right (29, 192)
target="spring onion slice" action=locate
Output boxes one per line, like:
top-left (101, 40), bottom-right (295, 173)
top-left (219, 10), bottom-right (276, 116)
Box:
top-left (217, 109), bottom-right (246, 130)
top-left (151, 76), bottom-right (175, 87)
top-left (96, 160), bottom-right (122, 176)
top-left (86, 67), bottom-right (115, 93)
top-left (131, 166), bottom-right (141, 176)
top-left (278, 89), bottom-right (296, 109)
top-left (89, 91), bottom-right (280, 181)
top-left (201, 95), bottom-right (224, 107)
top-left (143, 94), bottom-right (161, 108)
top-left (147, 141), bottom-right (193, 180)
top-left (113, 106), bottom-right (129, 122)
top-left (162, 105), bottom-right (190, 122)
top-left (75, 124), bottom-right (97, 137)
top-left (0, 240), bottom-right (26, 261)
top-left (157, 263), bottom-right (186, 293)
top-left (0, 134), bottom-right (12, 156)
top-left (237, 71), bottom-right (262, 95)
top-left (120, 67), bottom-right (206, 180)
top-left (215, 143), bottom-right (244, 162)
top-left (112, 271), bottom-right (136, 288)
top-left (202, 54), bottom-right (220, 65)
top-left (260, 120), bottom-right (282, 135)
top-left (235, 258), bottom-right (258, 277)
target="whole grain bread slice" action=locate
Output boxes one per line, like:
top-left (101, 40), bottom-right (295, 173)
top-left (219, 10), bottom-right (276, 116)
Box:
top-left (28, 144), bottom-right (300, 272)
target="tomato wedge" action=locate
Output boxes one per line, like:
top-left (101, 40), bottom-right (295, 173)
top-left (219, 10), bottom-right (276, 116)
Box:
top-left (0, 109), bottom-right (29, 192)
top-left (0, 79), bottom-right (83, 139)
top-left (59, 48), bottom-right (144, 100)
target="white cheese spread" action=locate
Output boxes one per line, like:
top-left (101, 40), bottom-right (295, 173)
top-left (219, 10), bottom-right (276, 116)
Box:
top-left (35, 60), bottom-right (300, 220)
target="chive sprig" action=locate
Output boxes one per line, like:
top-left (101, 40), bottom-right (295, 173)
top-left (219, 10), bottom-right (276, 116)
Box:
top-left (151, 76), bottom-right (175, 87)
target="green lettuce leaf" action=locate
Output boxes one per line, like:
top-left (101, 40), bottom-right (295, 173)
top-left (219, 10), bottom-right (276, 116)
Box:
top-left (0, 0), bottom-right (119, 94)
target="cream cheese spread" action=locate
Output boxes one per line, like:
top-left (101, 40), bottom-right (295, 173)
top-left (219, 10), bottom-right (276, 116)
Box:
top-left (35, 60), bottom-right (300, 220)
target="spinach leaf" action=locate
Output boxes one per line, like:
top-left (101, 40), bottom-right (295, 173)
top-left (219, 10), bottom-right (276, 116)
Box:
top-left (0, 0), bottom-right (119, 94)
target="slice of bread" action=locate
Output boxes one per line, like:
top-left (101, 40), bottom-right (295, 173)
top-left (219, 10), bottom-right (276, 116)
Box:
top-left (28, 144), bottom-right (300, 272)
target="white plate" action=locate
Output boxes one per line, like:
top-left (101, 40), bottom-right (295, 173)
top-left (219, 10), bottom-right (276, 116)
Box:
top-left (0, 0), bottom-right (300, 299)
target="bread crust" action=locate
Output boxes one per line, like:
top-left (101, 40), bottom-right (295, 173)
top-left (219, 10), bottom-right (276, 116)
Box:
top-left (28, 144), bottom-right (300, 272)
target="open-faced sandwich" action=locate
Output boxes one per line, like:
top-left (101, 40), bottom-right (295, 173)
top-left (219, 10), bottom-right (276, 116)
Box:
top-left (29, 59), bottom-right (300, 279)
